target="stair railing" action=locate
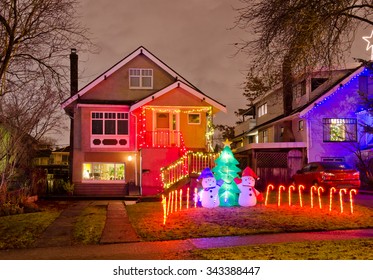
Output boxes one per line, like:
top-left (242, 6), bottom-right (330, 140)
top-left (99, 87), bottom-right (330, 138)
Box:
top-left (160, 151), bottom-right (219, 190)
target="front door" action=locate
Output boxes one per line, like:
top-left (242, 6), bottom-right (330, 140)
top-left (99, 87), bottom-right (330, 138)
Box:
top-left (154, 112), bottom-right (179, 146)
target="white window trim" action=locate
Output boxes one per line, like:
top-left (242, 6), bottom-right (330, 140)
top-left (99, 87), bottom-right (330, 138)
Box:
top-left (90, 111), bottom-right (130, 148)
top-left (129, 68), bottom-right (153, 89)
top-left (188, 113), bottom-right (201, 125)
top-left (258, 103), bottom-right (267, 117)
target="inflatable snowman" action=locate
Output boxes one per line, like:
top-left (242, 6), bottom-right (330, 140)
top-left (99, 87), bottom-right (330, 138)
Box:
top-left (198, 168), bottom-right (220, 208)
top-left (236, 167), bottom-right (261, 207)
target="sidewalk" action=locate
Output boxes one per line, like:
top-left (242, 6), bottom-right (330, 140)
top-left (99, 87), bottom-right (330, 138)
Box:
top-left (1, 228), bottom-right (373, 260)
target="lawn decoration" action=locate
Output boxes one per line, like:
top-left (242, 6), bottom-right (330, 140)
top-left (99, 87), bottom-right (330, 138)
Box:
top-left (329, 187), bottom-right (337, 212)
top-left (212, 144), bottom-right (241, 207)
top-left (288, 185), bottom-right (295, 206)
top-left (264, 184), bottom-right (357, 214)
top-left (277, 185), bottom-right (286, 206)
top-left (339, 188), bottom-right (347, 213)
top-left (349, 189), bottom-right (357, 214)
top-left (317, 187), bottom-right (324, 209)
top-left (236, 167), bottom-right (262, 207)
top-left (298, 185), bottom-right (305, 207)
top-left (198, 168), bottom-right (220, 208)
top-left (265, 184), bottom-right (275, 206)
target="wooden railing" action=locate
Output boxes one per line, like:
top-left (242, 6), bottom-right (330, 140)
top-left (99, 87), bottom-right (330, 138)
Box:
top-left (160, 151), bottom-right (219, 190)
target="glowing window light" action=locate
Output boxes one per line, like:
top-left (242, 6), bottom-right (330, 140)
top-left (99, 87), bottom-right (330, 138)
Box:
top-left (349, 189), bottom-right (357, 214)
top-left (186, 187), bottom-right (190, 209)
top-left (194, 187), bottom-right (197, 208)
top-left (329, 187), bottom-right (336, 212)
top-left (265, 184), bottom-right (274, 206)
top-left (310, 186), bottom-right (317, 208)
top-left (179, 189), bottom-right (183, 211)
top-left (298, 185), bottom-right (305, 207)
top-left (339, 188), bottom-right (347, 213)
top-left (278, 185), bottom-right (285, 207)
top-left (288, 185), bottom-right (295, 206)
top-left (317, 186), bottom-right (324, 209)
top-left (162, 195), bottom-right (167, 225)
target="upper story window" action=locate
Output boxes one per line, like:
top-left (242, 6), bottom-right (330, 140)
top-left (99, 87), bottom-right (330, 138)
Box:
top-left (258, 103), bottom-right (267, 117)
top-left (129, 68), bottom-right (153, 89)
top-left (323, 118), bottom-right (357, 142)
top-left (92, 112), bottom-right (129, 136)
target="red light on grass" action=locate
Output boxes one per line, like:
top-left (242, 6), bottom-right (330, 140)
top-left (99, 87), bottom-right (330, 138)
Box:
top-left (349, 189), bottom-right (357, 214)
top-left (278, 185), bottom-right (285, 207)
top-left (298, 185), bottom-right (305, 207)
top-left (329, 187), bottom-right (336, 212)
top-left (288, 185), bottom-right (295, 206)
top-left (339, 188), bottom-right (347, 213)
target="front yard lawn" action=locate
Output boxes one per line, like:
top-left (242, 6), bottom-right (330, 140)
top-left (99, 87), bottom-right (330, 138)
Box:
top-left (126, 199), bottom-right (373, 241)
top-left (0, 211), bottom-right (60, 249)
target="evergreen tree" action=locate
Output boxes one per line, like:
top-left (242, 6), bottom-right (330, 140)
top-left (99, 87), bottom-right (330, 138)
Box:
top-left (212, 145), bottom-right (241, 207)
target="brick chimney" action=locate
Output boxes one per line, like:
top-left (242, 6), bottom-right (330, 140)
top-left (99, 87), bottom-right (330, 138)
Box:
top-left (70, 48), bottom-right (78, 96)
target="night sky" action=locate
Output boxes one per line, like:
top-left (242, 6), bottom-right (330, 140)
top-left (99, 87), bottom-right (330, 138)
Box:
top-left (56, 0), bottom-right (372, 145)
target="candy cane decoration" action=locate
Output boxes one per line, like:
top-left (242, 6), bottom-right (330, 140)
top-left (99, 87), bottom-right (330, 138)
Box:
top-left (194, 187), bottom-right (197, 208)
top-left (186, 187), bottom-right (190, 209)
top-left (298, 185), bottom-right (305, 207)
top-left (179, 189), bottom-right (183, 211)
top-left (317, 187), bottom-right (324, 209)
top-left (167, 192), bottom-right (171, 215)
top-left (339, 188), bottom-right (347, 213)
top-left (174, 190), bottom-right (178, 212)
top-left (170, 190), bottom-right (174, 214)
top-left (288, 185), bottom-right (295, 206)
top-left (265, 184), bottom-right (275, 206)
top-left (162, 195), bottom-right (167, 225)
top-left (329, 187), bottom-right (336, 212)
top-left (349, 189), bottom-right (357, 214)
top-left (278, 185), bottom-right (286, 207)
top-left (310, 186), bottom-right (317, 208)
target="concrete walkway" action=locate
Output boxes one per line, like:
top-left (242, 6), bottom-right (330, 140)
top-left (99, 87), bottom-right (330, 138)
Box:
top-left (100, 201), bottom-right (140, 244)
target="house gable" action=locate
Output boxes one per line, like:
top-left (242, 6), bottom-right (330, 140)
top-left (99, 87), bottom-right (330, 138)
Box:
top-left (62, 46), bottom-right (197, 109)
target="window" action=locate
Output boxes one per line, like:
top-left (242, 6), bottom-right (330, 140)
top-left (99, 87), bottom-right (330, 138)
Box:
top-left (293, 80), bottom-right (306, 97)
top-left (83, 163), bottom-right (125, 181)
top-left (323, 118), bottom-right (357, 142)
top-left (92, 112), bottom-right (129, 135)
top-left (262, 129), bottom-right (268, 143)
top-left (311, 78), bottom-right (328, 92)
top-left (129, 68), bottom-right (153, 89)
top-left (298, 120), bottom-right (304, 131)
top-left (258, 103), bottom-right (267, 117)
top-left (188, 113), bottom-right (201, 124)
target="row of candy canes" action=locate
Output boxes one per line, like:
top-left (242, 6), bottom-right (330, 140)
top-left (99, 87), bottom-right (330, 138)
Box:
top-left (264, 184), bottom-right (358, 214)
top-left (161, 187), bottom-right (197, 225)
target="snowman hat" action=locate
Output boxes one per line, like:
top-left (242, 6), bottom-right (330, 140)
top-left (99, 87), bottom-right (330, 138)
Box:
top-left (198, 168), bottom-right (215, 180)
top-left (242, 167), bottom-right (258, 179)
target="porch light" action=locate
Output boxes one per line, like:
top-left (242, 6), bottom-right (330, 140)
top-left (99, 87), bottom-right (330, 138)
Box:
top-left (127, 155), bottom-right (133, 161)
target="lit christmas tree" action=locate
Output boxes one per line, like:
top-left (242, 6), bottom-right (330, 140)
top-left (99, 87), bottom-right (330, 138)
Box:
top-left (212, 140), bottom-right (241, 207)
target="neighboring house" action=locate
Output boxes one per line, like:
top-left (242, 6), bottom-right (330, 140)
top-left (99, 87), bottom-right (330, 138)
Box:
top-left (33, 146), bottom-right (69, 183)
top-left (233, 64), bottom-right (373, 187)
top-left (62, 46), bottom-right (226, 196)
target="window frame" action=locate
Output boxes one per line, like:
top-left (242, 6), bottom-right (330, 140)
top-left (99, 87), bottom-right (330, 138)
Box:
top-left (129, 68), bottom-right (153, 89)
top-left (188, 113), bottom-right (201, 125)
top-left (322, 118), bottom-right (357, 142)
top-left (258, 103), bottom-right (268, 117)
top-left (91, 112), bottom-right (129, 136)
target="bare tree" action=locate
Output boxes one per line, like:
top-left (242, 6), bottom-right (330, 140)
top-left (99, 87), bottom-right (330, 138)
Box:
top-left (0, 0), bottom-right (94, 193)
top-left (234, 0), bottom-right (373, 115)
top-left (0, 0), bottom-right (92, 97)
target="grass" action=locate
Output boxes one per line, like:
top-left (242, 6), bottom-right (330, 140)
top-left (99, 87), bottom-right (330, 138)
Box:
top-left (172, 239), bottom-right (373, 260)
top-left (126, 194), bottom-right (373, 241)
top-left (73, 205), bottom-right (107, 244)
top-left (0, 211), bottom-right (60, 249)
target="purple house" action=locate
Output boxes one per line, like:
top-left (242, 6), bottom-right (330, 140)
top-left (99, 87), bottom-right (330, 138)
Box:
top-left (233, 63), bottom-right (373, 186)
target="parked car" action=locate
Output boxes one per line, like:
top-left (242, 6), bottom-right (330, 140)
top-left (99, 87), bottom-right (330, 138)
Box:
top-left (291, 162), bottom-right (360, 189)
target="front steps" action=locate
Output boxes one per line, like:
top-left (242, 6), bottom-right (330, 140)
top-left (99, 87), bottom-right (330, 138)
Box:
top-left (74, 183), bottom-right (140, 197)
